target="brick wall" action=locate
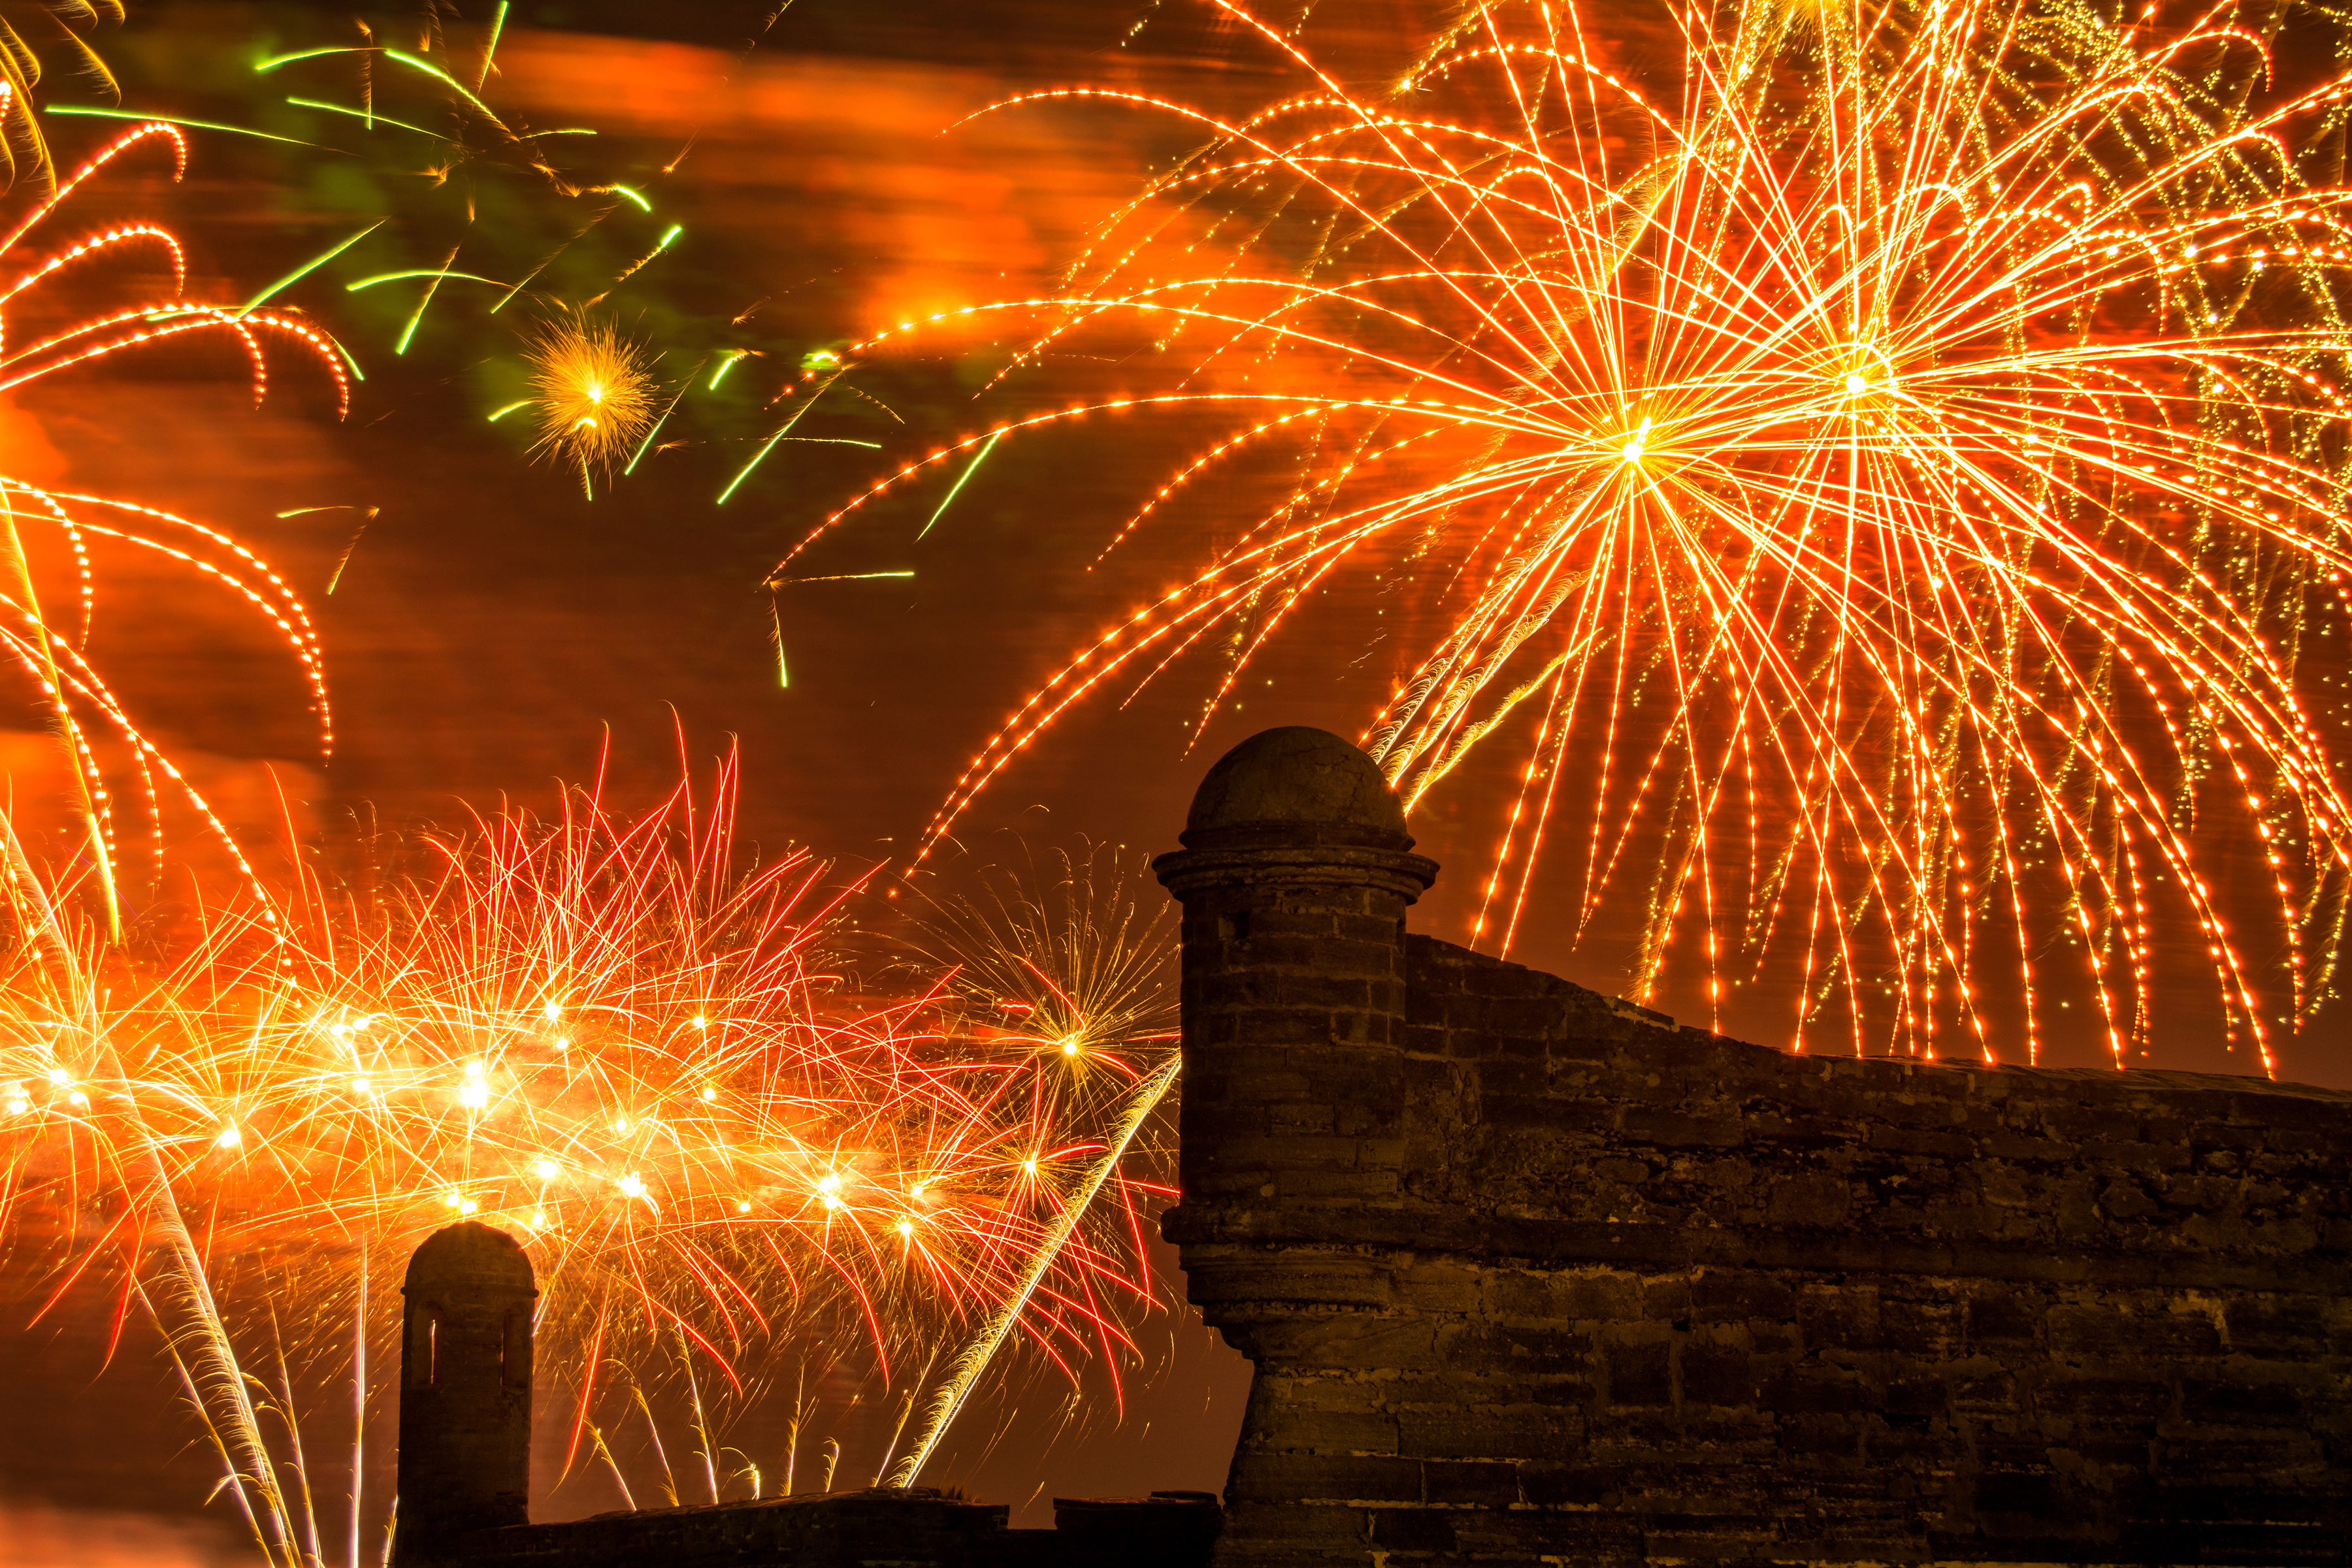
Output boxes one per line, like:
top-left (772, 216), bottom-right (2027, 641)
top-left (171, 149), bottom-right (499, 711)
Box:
top-left (1170, 934), bottom-right (2352, 1566)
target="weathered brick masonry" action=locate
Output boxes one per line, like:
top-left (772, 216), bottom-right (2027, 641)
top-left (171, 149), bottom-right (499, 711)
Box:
top-left (1156, 727), bottom-right (2352, 1567)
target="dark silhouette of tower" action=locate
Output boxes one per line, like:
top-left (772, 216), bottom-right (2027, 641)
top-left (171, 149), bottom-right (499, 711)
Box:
top-left (1152, 724), bottom-right (1436, 1315)
top-left (391, 1221), bottom-right (535, 1567)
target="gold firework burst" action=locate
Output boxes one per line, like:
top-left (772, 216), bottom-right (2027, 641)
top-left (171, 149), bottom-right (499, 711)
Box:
top-left (789, 0), bottom-right (2352, 1070)
top-left (525, 314), bottom-right (659, 493)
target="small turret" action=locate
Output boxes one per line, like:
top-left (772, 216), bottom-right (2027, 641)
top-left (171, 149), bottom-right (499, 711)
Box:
top-left (391, 1222), bottom-right (535, 1566)
top-left (1153, 727), bottom-right (1436, 1238)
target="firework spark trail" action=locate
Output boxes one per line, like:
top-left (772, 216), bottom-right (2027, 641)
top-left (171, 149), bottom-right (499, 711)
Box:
top-left (883, 1053), bottom-right (1179, 1489)
top-left (128, 1134), bottom-right (302, 1568)
top-left (0, 105), bottom-right (342, 917)
top-left (783, 0), bottom-right (2352, 1068)
top-left (0, 764), bottom-right (1179, 1528)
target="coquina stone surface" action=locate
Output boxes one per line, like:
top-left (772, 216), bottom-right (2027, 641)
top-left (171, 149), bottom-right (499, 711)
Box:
top-left (1155, 726), bottom-right (2352, 1567)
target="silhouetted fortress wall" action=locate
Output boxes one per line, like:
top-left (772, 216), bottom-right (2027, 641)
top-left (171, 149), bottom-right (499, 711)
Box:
top-left (1155, 727), bottom-right (2352, 1566)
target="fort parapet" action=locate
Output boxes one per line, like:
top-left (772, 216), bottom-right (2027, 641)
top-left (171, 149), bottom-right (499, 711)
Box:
top-left (1156, 727), bottom-right (2352, 1566)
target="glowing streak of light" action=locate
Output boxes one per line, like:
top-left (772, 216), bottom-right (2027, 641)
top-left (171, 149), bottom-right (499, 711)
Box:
top-left (257, 48), bottom-right (506, 129)
top-left (770, 589), bottom-right (788, 687)
top-left (43, 105), bottom-right (338, 151)
top-left (394, 248), bottom-right (461, 355)
top-left (0, 487), bottom-right (115, 937)
top-left (883, 1054), bottom-right (1179, 1488)
top-left (610, 225), bottom-right (682, 288)
top-left (282, 99), bottom-right (436, 139)
top-left (348, 1243), bottom-right (364, 1568)
top-left (768, 568), bottom-right (918, 685)
top-left (345, 270), bottom-right (509, 293)
top-left (917, 430), bottom-right (1002, 541)
top-left (477, 1), bottom-right (510, 95)
top-left (717, 370), bottom-right (845, 505)
top-left (623, 372), bottom-right (700, 476)
top-left (235, 220), bottom-right (385, 318)
top-left (322, 512), bottom-right (378, 595)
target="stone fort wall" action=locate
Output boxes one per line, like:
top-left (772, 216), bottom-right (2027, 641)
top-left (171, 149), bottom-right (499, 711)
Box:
top-left (1156, 727), bottom-right (2352, 1567)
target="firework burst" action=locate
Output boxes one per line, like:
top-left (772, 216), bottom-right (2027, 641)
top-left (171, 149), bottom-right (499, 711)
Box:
top-left (0, 757), bottom-right (1180, 1549)
top-left (785, 0), bottom-right (2352, 1068)
top-left (523, 313), bottom-right (661, 493)
top-left (0, 105), bottom-right (341, 928)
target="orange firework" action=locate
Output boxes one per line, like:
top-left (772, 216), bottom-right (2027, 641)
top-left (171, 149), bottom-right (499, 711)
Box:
top-left (0, 757), bottom-right (1177, 1553)
top-left (0, 103), bottom-right (343, 924)
top-left (785, 0), bottom-right (2352, 1070)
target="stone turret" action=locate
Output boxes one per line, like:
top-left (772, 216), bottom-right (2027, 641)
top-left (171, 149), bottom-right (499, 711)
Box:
top-left (1152, 727), bottom-right (1435, 1312)
top-left (1152, 735), bottom-right (2352, 1568)
top-left (391, 1222), bottom-right (536, 1567)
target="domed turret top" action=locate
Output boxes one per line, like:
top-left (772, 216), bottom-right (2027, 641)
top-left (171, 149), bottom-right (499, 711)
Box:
top-left (1184, 727), bottom-right (1411, 846)
top-left (403, 1220), bottom-right (536, 1295)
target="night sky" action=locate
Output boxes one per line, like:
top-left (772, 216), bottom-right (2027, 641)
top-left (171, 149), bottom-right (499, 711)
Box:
top-left (0, 0), bottom-right (2345, 1560)
top-left (0, 1), bottom-right (1281, 1554)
